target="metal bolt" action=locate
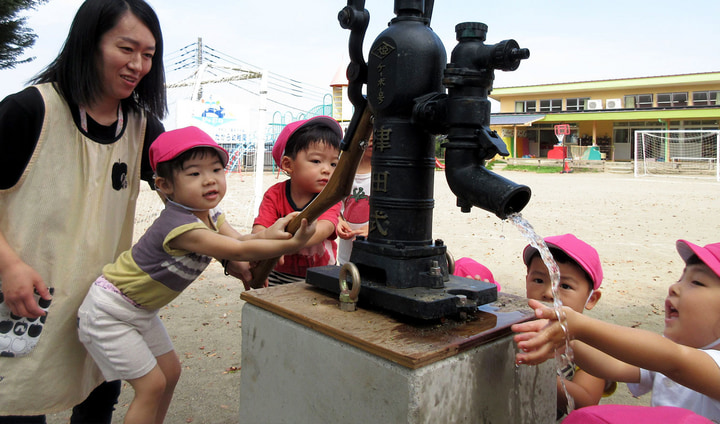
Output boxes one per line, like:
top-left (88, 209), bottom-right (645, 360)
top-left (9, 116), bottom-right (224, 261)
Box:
top-left (429, 260), bottom-right (441, 277)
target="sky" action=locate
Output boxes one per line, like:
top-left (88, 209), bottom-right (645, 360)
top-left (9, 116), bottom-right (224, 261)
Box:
top-left (3, 0), bottom-right (720, 115)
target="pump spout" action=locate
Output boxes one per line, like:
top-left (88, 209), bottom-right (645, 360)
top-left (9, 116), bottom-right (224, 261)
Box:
top-left (439, 21), bottom-right (531, 219)
top-left (444, 134), bottom-right (531, 218)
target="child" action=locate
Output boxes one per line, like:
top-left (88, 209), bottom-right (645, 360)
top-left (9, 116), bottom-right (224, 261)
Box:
top-left (453, 257), bottom-right (500, 290)
top-left (336, 133), bottom-right (372, 265)
top-left (522, 234), bottom-right (614, 418)
top-left (77, 126), bottom-right (315, 424)
top-left (252, 116), bottom-right (343, 285)
top-left (513, 240), bottom-right (720, 422)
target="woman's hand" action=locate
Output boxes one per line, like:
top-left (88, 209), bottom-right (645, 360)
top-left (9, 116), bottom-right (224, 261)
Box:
top-left (0, 260), bottom-right (52, 318)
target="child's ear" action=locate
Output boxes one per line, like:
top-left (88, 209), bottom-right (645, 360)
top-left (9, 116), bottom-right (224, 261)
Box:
top-left (280, 156), bottom-right (293, 173)
top-left (584, 290), bottom-right (602, 310)
top-left (154, 176), bottom-right (173, 197)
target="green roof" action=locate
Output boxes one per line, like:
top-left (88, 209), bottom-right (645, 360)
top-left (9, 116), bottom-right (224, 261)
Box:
top-left (528, 108), bottom-right (720, 123)
top-left (491, 72), bottom-right (720, 97)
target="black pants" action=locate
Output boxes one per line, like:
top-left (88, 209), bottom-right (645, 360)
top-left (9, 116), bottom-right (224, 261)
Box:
top-left (0, 380), bottom-right (121, 424)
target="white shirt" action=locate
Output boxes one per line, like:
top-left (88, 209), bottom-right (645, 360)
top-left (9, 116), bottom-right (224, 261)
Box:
top-left (628, 349), bottom-right (720, 421)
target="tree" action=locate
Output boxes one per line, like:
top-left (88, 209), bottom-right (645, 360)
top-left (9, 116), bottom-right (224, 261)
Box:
top-left (0, 0), bottom-right (48, 70)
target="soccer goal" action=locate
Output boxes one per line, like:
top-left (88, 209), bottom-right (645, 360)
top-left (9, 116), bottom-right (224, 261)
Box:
top-left (634, 130), bottom-right (720, 181)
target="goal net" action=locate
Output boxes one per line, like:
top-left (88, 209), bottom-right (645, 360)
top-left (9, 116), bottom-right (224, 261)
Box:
top-left (634, 130), bottom-right (720, 181)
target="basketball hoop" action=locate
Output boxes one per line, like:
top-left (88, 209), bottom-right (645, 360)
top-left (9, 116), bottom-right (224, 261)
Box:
top-left (554, 124), bottom-right (570, 145)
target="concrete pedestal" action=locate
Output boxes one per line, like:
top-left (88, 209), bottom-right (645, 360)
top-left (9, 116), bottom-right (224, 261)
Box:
top-left (239, 284), bottom-right (555, 423)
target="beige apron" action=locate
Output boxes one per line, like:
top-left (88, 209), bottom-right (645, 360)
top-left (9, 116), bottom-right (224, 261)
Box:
top-left (0, 83), bottom-right (146, 414)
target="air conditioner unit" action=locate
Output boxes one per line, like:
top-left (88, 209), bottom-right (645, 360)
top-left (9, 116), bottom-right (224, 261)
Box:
top-left (587, 99), bottom-right (603, 110)
top-left (606, 98), bottom-right (622, 109)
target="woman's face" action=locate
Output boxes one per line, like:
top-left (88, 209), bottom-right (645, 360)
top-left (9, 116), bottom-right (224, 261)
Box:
top-left (97, 11), bottom-right (156, 104)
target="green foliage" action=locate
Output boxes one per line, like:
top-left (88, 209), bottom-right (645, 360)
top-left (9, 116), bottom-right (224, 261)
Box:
top-left (502, 164), bottom-right (600, 173)
top-left (434, 135), bottom-right (446, 159)
top-left (485, 160), bottom-right (505, 171)
top-left (504, 164), bottom-right (563, 173)
top-left (0, 0), bottom-right (48, 70)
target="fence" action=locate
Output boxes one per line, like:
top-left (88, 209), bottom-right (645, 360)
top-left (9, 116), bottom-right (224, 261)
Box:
top-left (221, 143), bottom-right (276, 173)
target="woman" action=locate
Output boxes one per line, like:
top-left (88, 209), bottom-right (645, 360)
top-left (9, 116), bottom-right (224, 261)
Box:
top-left (0, 0), bottom-right (166, 421)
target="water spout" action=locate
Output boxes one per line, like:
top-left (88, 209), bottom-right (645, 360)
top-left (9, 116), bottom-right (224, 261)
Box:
top-left (444, 139), bottom-right (531, 218)
top-left (440, 21), bottom-right (531, 219)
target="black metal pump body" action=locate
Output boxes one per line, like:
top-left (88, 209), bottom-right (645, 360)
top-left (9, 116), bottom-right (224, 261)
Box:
top-left (306, 0), bottom-right (531, 320)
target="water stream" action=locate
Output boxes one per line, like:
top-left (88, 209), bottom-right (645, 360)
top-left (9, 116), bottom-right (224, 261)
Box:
top-left (508, 212), bottom-right (576, 414)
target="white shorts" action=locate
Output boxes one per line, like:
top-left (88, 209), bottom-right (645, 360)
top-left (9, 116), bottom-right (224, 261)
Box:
top-left (77, 280), bottom-right (174, 381)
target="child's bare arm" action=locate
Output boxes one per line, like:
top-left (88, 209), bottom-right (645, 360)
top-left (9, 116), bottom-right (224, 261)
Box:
top-left (560, 368), bottom-right (606, 411)
top-left (571, 341), bottom-right (640, 383)
top-left (514, 299), bottom-right (720, 400)
top-left (219, 213), bottom-right (298, 242)
top-left (248, 213), bottom-right (300, 241)
top-left (305, 219), bottom-right (336, 247)
top-left (513, 321), bottom-right (621, 410)
top-left (251, 223), bottom-right (267, 234)
top-left (217, 220), bottom-right (244, 240)
top-left (169, 219), bottom-right (316, 262)
top-left (336, 215), bottom-right (354, 240)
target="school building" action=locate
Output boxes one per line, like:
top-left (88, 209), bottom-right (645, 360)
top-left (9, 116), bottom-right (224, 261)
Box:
top-left (489, 71), bottom-right (720, 161)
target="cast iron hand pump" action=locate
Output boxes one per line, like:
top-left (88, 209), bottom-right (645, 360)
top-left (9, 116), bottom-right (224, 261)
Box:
top-left (307, 0), bottom-right (531, 320)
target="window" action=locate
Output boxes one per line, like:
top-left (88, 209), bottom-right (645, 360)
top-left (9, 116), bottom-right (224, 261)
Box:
top-left (515, 100), bottom-right (536, 113)
top-left (657, 92), bottom-right (688, 108)
top-left (692, 91), bottom-right (720, 106)
top-left (539, 99), bottom-right (562, 112)
top-left (624, 94), bottom-right (653, 109)
top-left (566, 97), bottom-right (590, 111)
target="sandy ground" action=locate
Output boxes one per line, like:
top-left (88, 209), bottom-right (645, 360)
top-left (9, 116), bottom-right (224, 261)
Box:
top-left (47, 168), bottom-right (720, 423)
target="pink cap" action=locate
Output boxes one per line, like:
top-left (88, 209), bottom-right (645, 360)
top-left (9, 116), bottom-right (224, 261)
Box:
top-left (563, 405), bottom-right (713, 424)
top-left (523, 234), bottom-right (603, 290)
top-left (272, 116), bottom-right (343, 168)
top-left (149, 126), bottom-right (229, 171)
top-left (453, 257), bottom-right (500, 291)
top-left (677, 240), bottom-right (720, 278)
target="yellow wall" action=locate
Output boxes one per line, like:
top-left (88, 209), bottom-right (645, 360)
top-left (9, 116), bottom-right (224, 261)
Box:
top-left (577, 121), bottom-right (613, 139)
top-left (496, 80), bottom-right (720, 112)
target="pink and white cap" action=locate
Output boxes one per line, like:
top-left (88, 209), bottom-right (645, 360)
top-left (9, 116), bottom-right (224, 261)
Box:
top-left (523, 233), bottom-right (603, 290)
top-left (149, 126), bottom-right (229, 172)
top-left (676, 240), bottom-right (720, 278)
top-left (271, 116), bottom-right (342, 169)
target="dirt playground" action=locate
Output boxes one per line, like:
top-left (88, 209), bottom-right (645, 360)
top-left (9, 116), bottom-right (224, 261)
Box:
top-left (48, 169), bottom-right (720, 423)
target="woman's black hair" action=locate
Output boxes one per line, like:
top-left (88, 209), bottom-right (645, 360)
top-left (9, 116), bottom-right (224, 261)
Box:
top-left (30, 0), bottom-right (167, 118)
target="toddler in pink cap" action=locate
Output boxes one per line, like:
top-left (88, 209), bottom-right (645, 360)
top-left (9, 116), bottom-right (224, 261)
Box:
top-left (452, 257), bottom-right (500, 290)
top-left (522, 234), bottom-right (614, 418)
top-left (514, 240), bottom-right (720, 422)
top-left (76, 126), bottom-right (316, 422)
top-left (249, 116), bottom-right (343, 286)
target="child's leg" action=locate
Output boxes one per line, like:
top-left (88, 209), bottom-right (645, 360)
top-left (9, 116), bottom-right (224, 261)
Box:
top-left (125, 365), bottom-right (168, 424)
top-left (153, 350), bottom-right (181, 423)
top-left (78, 283), bottom-right (178, 424)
